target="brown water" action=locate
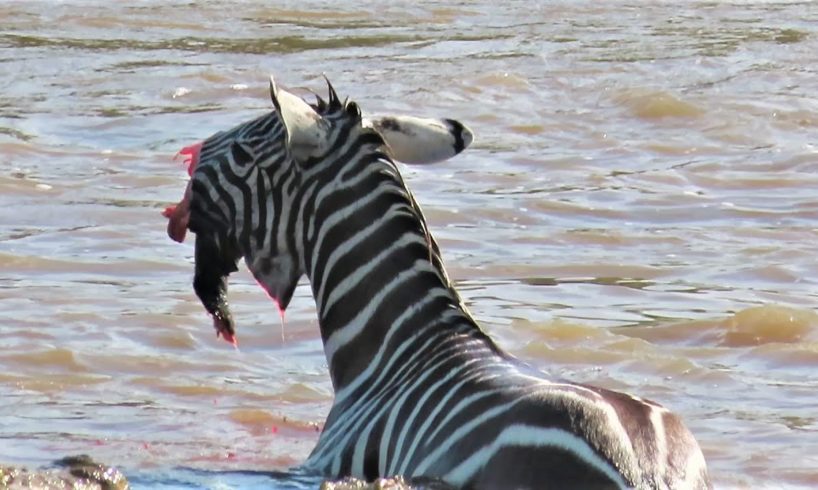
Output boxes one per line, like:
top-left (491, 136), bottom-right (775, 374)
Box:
top-left (1, 1), bottom-right (817, 488)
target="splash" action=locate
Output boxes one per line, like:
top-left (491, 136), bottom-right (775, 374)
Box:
top-left (723, 305), bottom-right (817, 347)
top-left (617, 304), bottom-right (818, 348)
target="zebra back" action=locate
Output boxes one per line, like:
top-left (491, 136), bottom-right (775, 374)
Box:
top-left (266, 76), bottom-right (711, 489)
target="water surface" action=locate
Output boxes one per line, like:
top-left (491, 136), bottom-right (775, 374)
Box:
top-left (1, 1), bottom-right (817, 488)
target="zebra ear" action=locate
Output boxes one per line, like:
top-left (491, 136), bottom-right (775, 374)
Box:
top-left (367, 115), bottom-right (475, 164)
top-left (269, 75), bottom-right (328, 161)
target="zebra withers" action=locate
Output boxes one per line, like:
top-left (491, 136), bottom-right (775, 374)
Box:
top-left (169, 76), bottom-right (711, 489)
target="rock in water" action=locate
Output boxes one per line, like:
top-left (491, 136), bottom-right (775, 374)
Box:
top-left (0, 455), bottom-right (128, 490)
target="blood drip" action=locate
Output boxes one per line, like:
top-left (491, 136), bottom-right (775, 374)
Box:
top-left (215, 324), bottom-right (238, 348)
top-left (253, 276), bottom-right (288, 343)
top-left (275, 298), bottom-right (286, 343)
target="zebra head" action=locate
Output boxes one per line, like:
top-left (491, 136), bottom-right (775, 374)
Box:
top-left (165, 78), bottom-right (473, 343)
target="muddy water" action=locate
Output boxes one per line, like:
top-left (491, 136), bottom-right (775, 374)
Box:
top-left (1, 1), bottom-right (817, 488)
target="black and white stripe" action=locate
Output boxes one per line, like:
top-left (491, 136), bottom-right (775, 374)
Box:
top-left (185, 88), bottom-right (474, 330)
top-left (183, 75), bottom-right (711, 489)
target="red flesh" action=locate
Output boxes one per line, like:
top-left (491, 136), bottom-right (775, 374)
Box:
top-left (214, 316), bottom-right (238, 347)
top-left (162, 142), bottom-right (203, 243)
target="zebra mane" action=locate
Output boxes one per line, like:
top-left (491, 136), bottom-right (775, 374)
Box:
top-left (310, 75), bottom-right (345, 114)
top-left (404, 185), bottom-right (503, 352)
top-left (396, 164), bottom-right (453, 288)
top-left (307, 84), bottom-right (509, 365)
top-left (333, 95), bottom-right (481, 339)
top-left (298, 78), bottom-right (477, 330)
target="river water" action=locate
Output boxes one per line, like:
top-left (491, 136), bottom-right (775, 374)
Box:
top-left (1, 1), bottom-right (817, 488)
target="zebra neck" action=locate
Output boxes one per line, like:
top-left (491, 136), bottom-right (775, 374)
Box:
top-left (300, 164), bottom-right (488, 391)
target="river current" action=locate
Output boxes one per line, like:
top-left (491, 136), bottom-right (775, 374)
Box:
top-left (1, 1), bottom-right (817, 488)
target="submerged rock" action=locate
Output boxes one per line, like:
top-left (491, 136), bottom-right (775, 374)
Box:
top-left (0, 455), bottom-right (128, 490)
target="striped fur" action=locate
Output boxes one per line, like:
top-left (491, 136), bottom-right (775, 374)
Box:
top-left (180, 76), bottom-right (711, 489)
top-left (176, 90), bottom-right (473, 341)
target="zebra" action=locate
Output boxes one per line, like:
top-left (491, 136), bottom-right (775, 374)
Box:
top-left (167, 75), bottom-right (712, 489)
top-left (163, 89), bottom-right (473, 342)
